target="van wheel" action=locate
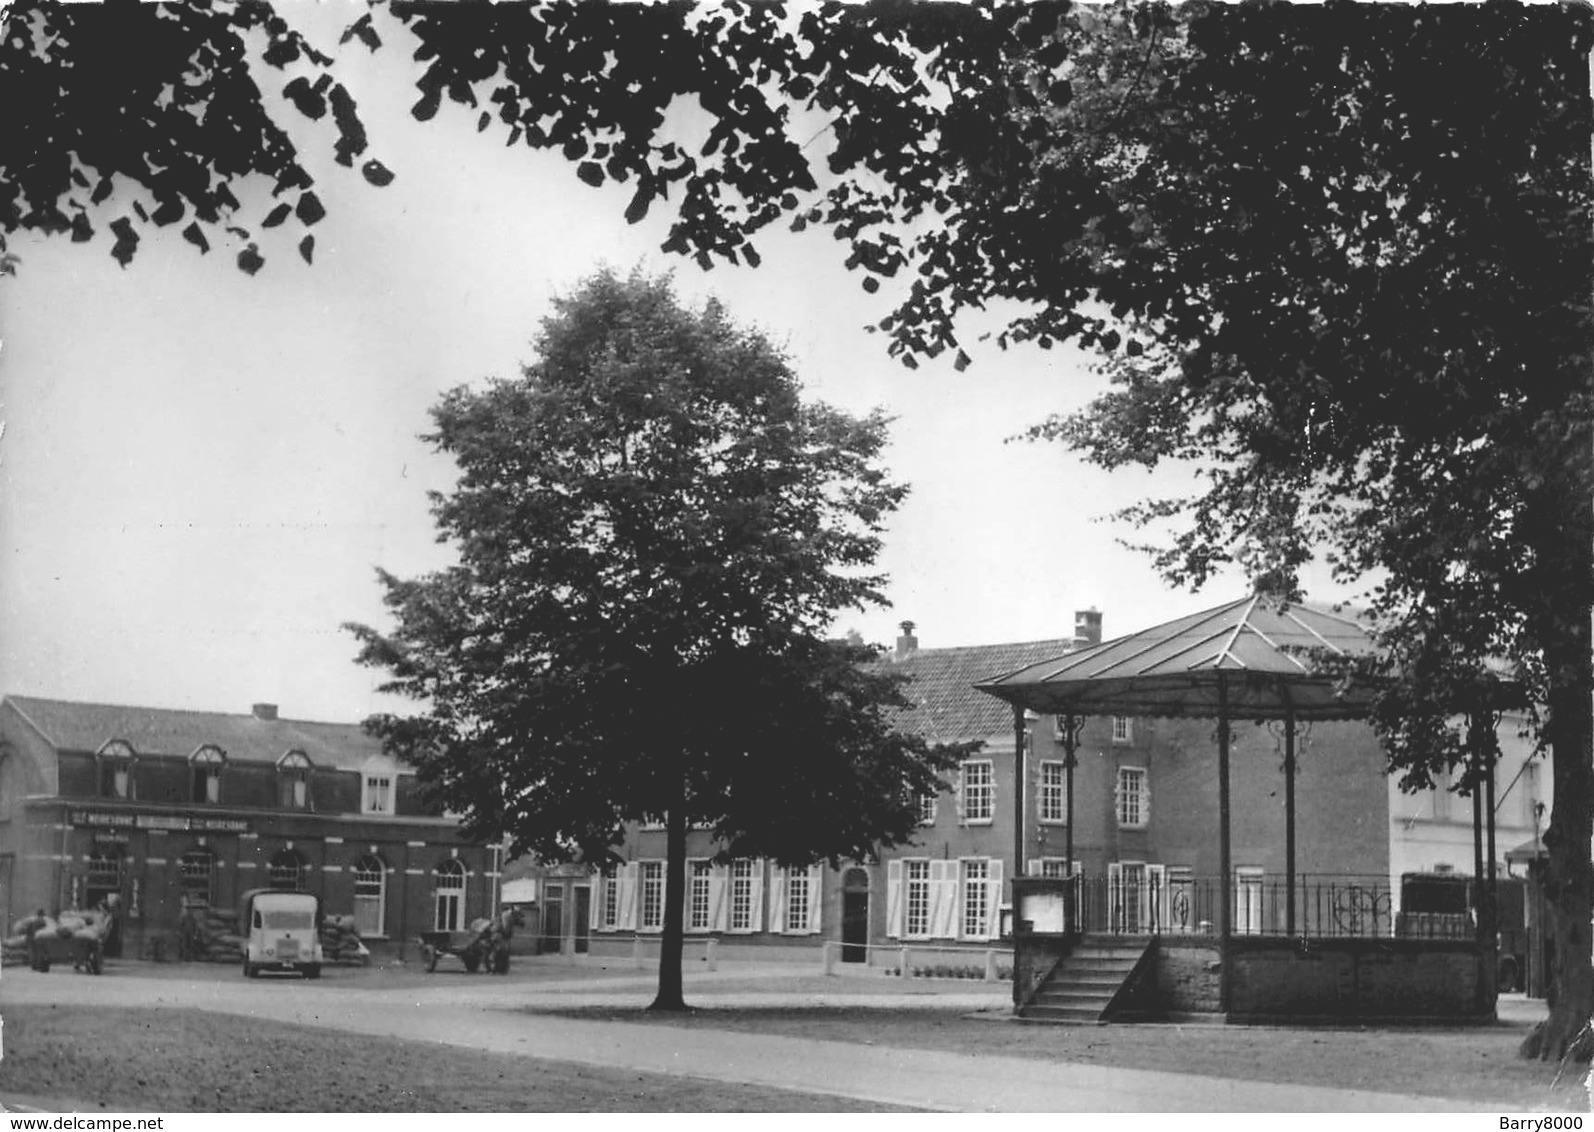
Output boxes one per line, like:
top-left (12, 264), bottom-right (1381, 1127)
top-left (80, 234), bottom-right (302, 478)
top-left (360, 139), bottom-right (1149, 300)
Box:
top-left (463, 953), bottom-right (481, 974)
top-left (243, 960), bottom-right (258, 979)
top-left (303, 964), bottom-right (322, 980)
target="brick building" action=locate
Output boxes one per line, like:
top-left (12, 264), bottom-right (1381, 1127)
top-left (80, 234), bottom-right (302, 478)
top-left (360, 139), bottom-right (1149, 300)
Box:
top-left (533, 611), bottom-right (1396, 963)
top-left (0, 695), bottom-right (496, 959)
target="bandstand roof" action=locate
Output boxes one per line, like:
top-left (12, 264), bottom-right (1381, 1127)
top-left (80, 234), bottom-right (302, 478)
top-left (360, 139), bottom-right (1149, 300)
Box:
top-left (975, 593), bottom-right (1381, 722)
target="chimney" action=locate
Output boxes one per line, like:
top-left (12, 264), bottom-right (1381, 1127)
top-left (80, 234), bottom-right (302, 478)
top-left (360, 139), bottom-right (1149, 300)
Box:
top-left (251, 702), bottom-right (279, 721)
top-left (894, 620), bottom-right (919, 661)
top-left (1073, 608), bottom-right (1102, 648)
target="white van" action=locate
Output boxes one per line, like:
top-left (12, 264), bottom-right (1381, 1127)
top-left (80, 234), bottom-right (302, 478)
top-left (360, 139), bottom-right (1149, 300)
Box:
top-left (240, 888), bottom-right (323, 979)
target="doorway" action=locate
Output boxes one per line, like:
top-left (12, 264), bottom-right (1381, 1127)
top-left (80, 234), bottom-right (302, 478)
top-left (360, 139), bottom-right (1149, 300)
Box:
top-left (541, 883), bottom-right (564, 955)
top-left (841, 867), bottom-right (869, 963)
top-left (573, 885), bottom-right (591, 954)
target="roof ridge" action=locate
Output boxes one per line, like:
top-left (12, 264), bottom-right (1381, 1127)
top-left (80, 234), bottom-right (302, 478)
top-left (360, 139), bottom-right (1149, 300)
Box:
top-left (4, 692), bottom-right (363, 729)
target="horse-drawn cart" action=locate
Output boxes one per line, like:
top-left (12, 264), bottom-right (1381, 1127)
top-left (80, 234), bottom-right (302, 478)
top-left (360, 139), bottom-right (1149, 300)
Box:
top-left (417, 909), bottom-right (522, 974)
top-left (3, 909), bottom-right (115, 974)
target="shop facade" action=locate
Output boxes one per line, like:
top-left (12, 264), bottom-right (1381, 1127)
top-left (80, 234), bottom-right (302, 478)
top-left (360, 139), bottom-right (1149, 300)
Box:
top-left (0, 695), bottom-right (496, 960)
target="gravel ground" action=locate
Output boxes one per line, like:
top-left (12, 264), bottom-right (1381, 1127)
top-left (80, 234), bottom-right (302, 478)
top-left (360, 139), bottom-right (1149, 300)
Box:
top-left (0, 1005), bottom-right (913, 1113)
top-left (530, 1003), bottom-right (1590, 1111)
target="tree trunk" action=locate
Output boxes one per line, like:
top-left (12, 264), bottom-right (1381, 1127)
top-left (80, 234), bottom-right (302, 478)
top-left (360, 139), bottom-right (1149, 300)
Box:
top-left (648, 771), bottom-right (690, 1012)
top-left (1518, 459), bottom-right (1594, 1063)
top-left (1520, 611), bottom-right (1594, 1062)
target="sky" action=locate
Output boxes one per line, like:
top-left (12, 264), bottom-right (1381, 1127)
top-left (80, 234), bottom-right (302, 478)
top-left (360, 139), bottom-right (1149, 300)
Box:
top-left (0, 2), bottom-right (1357, 725)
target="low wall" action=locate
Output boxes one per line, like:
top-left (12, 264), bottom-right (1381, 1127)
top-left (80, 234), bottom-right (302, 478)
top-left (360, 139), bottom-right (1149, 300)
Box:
top-left (1224, 937), bottom-right (1490, 1023)
top-left (1015, 933), bottom-right (1492, 1023)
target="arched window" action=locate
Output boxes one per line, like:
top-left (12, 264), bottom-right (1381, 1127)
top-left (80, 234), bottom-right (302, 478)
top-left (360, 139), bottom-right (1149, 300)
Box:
top-left (86, 845), bottom-right (123, 908)
top-left (353, 854), bottom-right (386, 938)
top-left (268, 849), bottom-right (308, 892)
top-left (179, 848), bottom-right (215, 906)
top-left (276, 751), bottom-right (312, 810)
top-left (95, 740), bottom-right (136, 800)
top-left (189, 746), bottom-right (225, 804)
top-left (434, 859), bottom-right (466, 931)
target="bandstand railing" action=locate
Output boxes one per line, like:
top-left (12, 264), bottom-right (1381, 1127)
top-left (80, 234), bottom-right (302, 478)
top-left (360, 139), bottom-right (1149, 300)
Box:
top-left (1023, 873), bottom-right (1440, 940)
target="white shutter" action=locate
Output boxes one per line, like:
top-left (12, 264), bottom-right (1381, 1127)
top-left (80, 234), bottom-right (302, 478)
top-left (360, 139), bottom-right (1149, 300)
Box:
top-left (929, 860), bottom-right (958, 939)
top-left (885, 859), bottom-right (903, 939)
top-left (588, 874), bottom-right (603, 930)
top-left (617, 862), bottom-right (639, 931)
top-left (748, 859), bottom-right (766, 932)
top-left (954, 765), bottom-right (966, 824)
top-left (709, 865), bottom-right (728, 932)
top-left (985, 859), bottom-right (1005, 940)
top-left (806, 865), bottom-right (823, 934)
top-left (769, 868), bottom-right (788, 934)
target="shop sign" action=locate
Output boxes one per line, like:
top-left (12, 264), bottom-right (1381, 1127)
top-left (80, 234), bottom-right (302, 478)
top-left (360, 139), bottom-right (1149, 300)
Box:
top-left (70, 810), bottom-right (250, 834)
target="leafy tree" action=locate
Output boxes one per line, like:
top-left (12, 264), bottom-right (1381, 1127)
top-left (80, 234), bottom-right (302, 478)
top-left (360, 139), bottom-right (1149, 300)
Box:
top-left (344, 269), bottom-right (955, 1010)
top-left (8, 0), bottom-right (1589, 1056)
top-left (0, 0), bottom-right (389, 276)
top-left (392, 0), bottom-right (1593, 1059)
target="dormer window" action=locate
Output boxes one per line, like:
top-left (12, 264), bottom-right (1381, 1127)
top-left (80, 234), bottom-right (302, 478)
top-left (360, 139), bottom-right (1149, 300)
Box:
top-left (189, 745), bottom-right (225, 804)
top-left (277, 750), bottom-right (313, 810)
top-left (361, 755), bottom-right (399, 816)
top-left (96, 740), bottom-right (136, 800)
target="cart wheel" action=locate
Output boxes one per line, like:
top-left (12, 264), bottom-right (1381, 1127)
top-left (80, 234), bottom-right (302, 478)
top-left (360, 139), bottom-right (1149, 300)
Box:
top-left (89, 948), bottom-right (103, 976)
top-left (492, 947), bottom-right (510, 975)
top-left (421, 944), bottom-right (438, 973)
top-left (463, 952), bottom-right (481, 974)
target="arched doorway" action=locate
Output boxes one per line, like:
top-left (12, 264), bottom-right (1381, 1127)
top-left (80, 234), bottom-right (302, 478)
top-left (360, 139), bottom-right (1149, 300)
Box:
top-left (434, 859), bottom-right (465, 931)
top-left (352, 855), bottom-right (386, 938)
top-left (268, 849), bottom-right (308, 892)
top-left (842, 867), bottom-right (870, 963)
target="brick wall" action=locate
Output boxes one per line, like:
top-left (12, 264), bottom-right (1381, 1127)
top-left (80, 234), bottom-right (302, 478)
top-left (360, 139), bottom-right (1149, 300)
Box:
top-left (1154, 942), bottom-right (1223, 1014)
top-left (1226, 937), bottom-right (1486, 1021)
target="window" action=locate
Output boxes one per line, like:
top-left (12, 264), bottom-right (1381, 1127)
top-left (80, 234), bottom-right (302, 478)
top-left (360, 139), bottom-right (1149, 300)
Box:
top-left (960, 760), bottom-right (994, 824)
top-left (434, 859), bottom-right (465, 931)
top-left (1235, 866), bottom-right (1265, 935)
top-left (87, 847), bottom-right (123, 902)
top-left (1116, 766), bottom-right (1148, 828)
top-left (363, 773), bottom-right (394, 815)
top-left (189, 745), bottom-right (225, 804)
top-left (960, 859), bottom-right (989, 939)
top-left (1037, 857), bottom-right (1078, 879)
top-left (354, 855), bottom-right (386, 937)
top-left (729, 859), bottom-right (760, 932)
top-left (179, 848), bottom-right (214, 906)
top-left (96, 740), bottom-right (136, 799)
top-left (905, 859), bottom-right (931, 939)
top-left (640, 861), bottom-right (665, 931)
top-left (688, 860), bottom-right (713, 932)
top-left (786, 867), bottom-right (811, 933)
top-left (277, 751), bottom-right (312, 810)
top-left (269, 849), bottom-right (307, 892)
top-left (601, 867), bottom-right (620, 930)
top-left (918, 793), bottom-right (937, 826)
top-left (1112, 716), bottom-right (1134, 743)
top-left (1038, 761), bottom-right (1067, 823)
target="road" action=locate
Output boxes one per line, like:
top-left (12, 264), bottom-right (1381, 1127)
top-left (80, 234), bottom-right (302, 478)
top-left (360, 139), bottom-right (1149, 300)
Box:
top-left (0, 961), bottom-right (1505, 1112)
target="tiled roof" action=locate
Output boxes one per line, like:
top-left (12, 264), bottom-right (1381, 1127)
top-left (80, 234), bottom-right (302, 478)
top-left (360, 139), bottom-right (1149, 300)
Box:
top-left (3, 694), bottom-right (385, 772)
top-left (884, 639), bottom-right (1077, 745)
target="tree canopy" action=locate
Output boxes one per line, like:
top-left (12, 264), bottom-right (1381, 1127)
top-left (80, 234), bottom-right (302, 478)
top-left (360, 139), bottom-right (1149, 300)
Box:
top-left (7, 0), bottom-right (1589, 1056)
top-left (345, 269), bottom-right (956, 1008)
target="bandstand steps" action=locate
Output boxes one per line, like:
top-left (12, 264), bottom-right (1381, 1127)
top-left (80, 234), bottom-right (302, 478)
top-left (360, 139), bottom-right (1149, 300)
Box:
top-left (1020, 935), bottom-right (1151, 1024)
